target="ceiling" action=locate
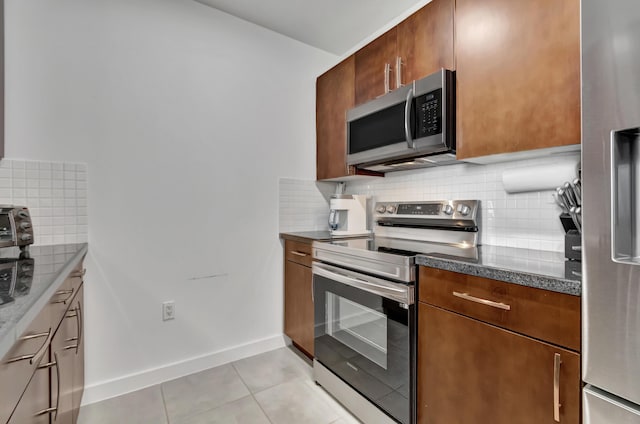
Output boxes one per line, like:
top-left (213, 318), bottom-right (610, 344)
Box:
top-left (193, 0), bottom-right (425, 56)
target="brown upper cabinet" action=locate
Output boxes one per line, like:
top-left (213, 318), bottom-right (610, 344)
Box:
top-left (355, 0), bottom-right (455, 106)
top-left (455, 0), bottom-right (581, 159)
top-left (316, 0), bottom-right (455, 180)
top-left (316, 57), bottom-right (356, 180)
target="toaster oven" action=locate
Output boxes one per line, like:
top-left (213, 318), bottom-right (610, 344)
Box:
top-left (0, 206), bottom-right (34, 251)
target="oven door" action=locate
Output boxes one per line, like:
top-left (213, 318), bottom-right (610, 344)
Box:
top-left (312, 262), bottom-right (415, 424)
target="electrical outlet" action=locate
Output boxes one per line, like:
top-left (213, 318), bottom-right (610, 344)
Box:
top-left (162, 301), bottom-right (175, 321)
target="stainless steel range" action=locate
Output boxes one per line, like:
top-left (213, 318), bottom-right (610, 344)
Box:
top-left (312, 200), bottom-right (480, 424)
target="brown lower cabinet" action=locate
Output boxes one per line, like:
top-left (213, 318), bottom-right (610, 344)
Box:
top-left (283, 240), bottom-right (314, 357)
top-left (418, 303), bottom-right (580, 423)
top-left (417, 267), bottom-right (582, 424)
top-left (1, 263), bottom-right (85, 424)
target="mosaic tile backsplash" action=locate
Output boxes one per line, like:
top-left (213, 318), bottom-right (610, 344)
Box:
top-left (279, 154), bottom-right (578, 252)
top-left (0, 159), bottom-right (88, 246)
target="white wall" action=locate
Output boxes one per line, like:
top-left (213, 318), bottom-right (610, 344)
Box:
top-left (5, 0), bottom-right (337, 402)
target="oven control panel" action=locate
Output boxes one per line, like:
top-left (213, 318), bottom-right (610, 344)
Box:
top-left (374, 200), bottom-right (479, 220)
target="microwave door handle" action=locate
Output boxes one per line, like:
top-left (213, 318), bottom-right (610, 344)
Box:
top-left (404, 88), bottom-right (415, 149)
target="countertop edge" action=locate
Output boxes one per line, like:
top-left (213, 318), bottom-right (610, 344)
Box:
top-left (0, 244), bottom-right (88, 360)
top-left (279, 232), bottom-right (333, 243)
top-left (416, 254), bottom-right (581, 297)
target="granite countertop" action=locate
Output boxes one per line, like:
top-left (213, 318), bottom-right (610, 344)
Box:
top-left (0, 243), bottom-right (88, 360)
top-left (416, 245), bottom-right (581, 296)
top-left (280, 231), bottom-right (334, 243)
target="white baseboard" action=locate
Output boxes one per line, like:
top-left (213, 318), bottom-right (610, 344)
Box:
top-left (81, 334), bottom-right (287, 406)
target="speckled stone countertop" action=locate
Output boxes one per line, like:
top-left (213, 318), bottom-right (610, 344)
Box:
top-left (0, 243), bottom-right (88, 360)
top-left (416, 245), bottom-right (581, 296)
top-left (279, 231), bottom-right (333, 243)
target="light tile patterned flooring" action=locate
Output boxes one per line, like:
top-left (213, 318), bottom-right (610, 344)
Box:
top-left (78, 347), bottom-right (361, 424)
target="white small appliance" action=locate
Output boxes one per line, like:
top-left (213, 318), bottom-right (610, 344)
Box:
top-left (328, 194), bottom-right (371, 237)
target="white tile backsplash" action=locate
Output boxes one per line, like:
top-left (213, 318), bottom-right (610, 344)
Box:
top-left (279, 154), bottom-right (578, 252)
top-left (0, 159), bottom-right (88, 245)
top-left (279, 178), bottom-right (335, 232)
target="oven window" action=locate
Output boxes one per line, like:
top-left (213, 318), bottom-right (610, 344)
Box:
top-left (326, 293), bottom-right (388, 369)
top-left (0, 214), bottom-right (12, 243)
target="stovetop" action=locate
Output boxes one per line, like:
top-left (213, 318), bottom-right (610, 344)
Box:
top-left (313, 236), bottom-right (479, 283)
top-left (319, 236), bottom-right (479, 260)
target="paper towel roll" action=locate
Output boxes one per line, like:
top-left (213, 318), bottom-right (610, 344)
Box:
top-left (502, 157), bottom-right (580, 193)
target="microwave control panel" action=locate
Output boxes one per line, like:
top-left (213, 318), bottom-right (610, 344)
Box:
top-left (415, 88), bottom-right (442, 137)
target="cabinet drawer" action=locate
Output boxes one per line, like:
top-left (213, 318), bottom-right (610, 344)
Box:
top-left (284, 240), bottom-right (312, 267)
top-left (418, 267), bottom-right (581, 351)
top-left (50, 263), bottom-right (85, 330)
top-left (0, 303), bottom-right (53, 423)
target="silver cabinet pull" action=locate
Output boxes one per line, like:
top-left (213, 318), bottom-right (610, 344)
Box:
top-left (384, 63), bottom-right (391, 94)
top-left (571, 245), bottom-right (582, 251)
top-left (53, 287), bottom-right (75, 304)
top-left (76, 302), bottom-right (83, 354)
top-left (395, 56), bottom-right (403, 88)
top-left (5, 328), bottom-right (52, 364)
top-left (452, 291), bottom-right (511, 311)
top-left (37, 360), bottom-right (56, 369)
top-left (70, 268), bottom-right (86, 278)
top-left (554, 353), bottom-right (562, 422)
top-left (34, 407), bottom-right (57, 417)
top-left (53, 352), bottom-right (61, 419)
top-left (289, 251), bottom-right (308, 257)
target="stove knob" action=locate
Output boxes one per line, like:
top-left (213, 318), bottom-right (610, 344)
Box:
top-left (17, 211), bottom-right (29, 219)
top-left (19, 222), bottom-right (31, 230)
top-left (20, 234), bottom-right (32, 242)
top-left (376, 205), bottom-right (387, 214)
top-left (458, 204), bottom-right (471, 216)
top-left (386, 205), bottom-right (397, 214)
top-left (443, 204), bottom-right (454, 215)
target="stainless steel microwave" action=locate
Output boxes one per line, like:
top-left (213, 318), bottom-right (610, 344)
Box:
top-left (346, 69), bottom-right (455, 172)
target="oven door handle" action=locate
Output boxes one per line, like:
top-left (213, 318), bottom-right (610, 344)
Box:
top-left (312, 262), bottom-right (413, 305)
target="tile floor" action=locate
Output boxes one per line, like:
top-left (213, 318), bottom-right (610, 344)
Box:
top-left (78, 347), bottom-right (362, 424)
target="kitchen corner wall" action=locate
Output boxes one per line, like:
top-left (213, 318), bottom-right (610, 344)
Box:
top-left (0, 159), bottom-right (88, 245)
top-left (279, 154), bottom-right (577, 252)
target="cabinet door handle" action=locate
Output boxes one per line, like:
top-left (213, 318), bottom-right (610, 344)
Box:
top-left (554, 353), bottom-right (562, 422)
top-left (76, 301), bottom-right (83, 355)
top-left (384, 63), bottom-right (391, 94)
top-left (395, 56), bottom-right (403, 88)
top-left (289, 251), bottom-right (308, 257)
top-left (452, 292), bottom-right (511, 311)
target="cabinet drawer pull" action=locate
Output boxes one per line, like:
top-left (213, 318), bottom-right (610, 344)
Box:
top-left (34, 407), bottom-right (57, 416)
top-left (289, 251), bottom-right (308, 257)
top-left (554, 353), bottom-right (562, 422)
top-left (53, 287), bottom-right (75, 304)
top-left (452, 291), bottom-right (511, 311)
top-left (70, 268), bottom-right (86, 278)
top-left (37, 360), bottom-right (56, 369)
top-left (5, 328), bottom-right (52, 365)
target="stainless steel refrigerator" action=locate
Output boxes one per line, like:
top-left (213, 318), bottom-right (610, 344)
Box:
top-left (583, 0), bottom-right (640, 422)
